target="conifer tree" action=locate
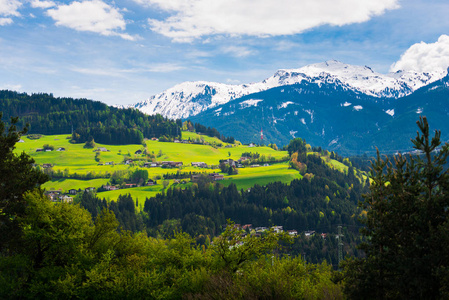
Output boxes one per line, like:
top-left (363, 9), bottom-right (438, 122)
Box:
top-left (343, 117), bottom-right (449, 299)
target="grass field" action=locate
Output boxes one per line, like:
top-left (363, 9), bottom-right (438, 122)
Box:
top-left (14, 133), bottom-right (298, 202)
top-left (42, 178), bottom-right (110, 191)
top-left (223, 162), bottom-right (302, 190)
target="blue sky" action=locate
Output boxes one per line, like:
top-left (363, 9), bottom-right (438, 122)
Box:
top-left (0, 0), bottom-right (448, 105)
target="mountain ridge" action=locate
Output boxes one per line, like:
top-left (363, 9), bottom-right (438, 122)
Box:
top-left (129, 60), bottom-right (447, 119)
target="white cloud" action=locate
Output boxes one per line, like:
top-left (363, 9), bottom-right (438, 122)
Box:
top-left (0, 83), bottom-right (22, 90)
top-left (30, 0), bottom-right (56, 9)
top-left (135, 0), bottom-right (399, 42)
top-left (0, 0), bottom-right (21, 25)
top-left (0, 17), bottom-right (12, 25)
top-left (47, 0), bottom-right (136, 40)
top-left (390, 35), bottom-right (449, 73)
top-left (146, 63), bottom-right (184, 72)
top-left (71, 63), bottom-right (183, 76)
top-left (221, 45), bottom-right (255, 57)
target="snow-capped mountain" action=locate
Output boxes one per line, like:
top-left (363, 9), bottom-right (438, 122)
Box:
top-left (189, 72), bottom-right (449, 155)
top-left (130, 60), bottom-right (447, 119)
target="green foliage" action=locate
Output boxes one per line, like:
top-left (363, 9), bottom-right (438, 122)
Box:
top-left (288, 138), bottom-right (307, 156)
top-left (0, 112), bottom-right (49, 254)
top-left (83, 136), bottom-right (96, 148)
top-left (0, 190), bottom-right (343, 299)
top-left (42, 144), bottom-right (54, 151)
top-left (211, 221), bottom-right (289, 273)
top-left (130, 169), bottom-right (149, 185)
top-left (343, 117), bottom-right (449, 299)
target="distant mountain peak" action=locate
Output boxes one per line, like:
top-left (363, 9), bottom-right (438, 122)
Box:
top-left (128, 61), bottom-right (447, 119)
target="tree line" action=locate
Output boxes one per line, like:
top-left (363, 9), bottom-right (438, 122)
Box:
top-left (0, 90), bottom-right (181, 145)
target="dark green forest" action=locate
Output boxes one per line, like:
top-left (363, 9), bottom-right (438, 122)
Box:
top-left (0, 90), bottom-right (181, 144)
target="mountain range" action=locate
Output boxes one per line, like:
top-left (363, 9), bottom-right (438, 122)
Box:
top-left (129, 60), bottom-right (449, 155)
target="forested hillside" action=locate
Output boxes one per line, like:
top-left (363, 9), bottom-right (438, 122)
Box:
top-left (0, 90), bottom-right (181, 144)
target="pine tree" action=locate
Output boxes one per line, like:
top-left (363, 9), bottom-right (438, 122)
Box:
top-left (343, 117), bottom-right (449, 299)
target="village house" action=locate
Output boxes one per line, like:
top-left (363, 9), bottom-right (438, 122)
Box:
top-left (68, 189), bottom-right (77, 195)
top-left (242, 224), bottom-right (252, 231)
top-left (42, 163), bottom-right (52, 168)
top-left (56, 147), bottom-right (66, 151)
top-left (255, 227), bottom-right (268, 233)
top-left (36, 148), bottom-right (44, 152)
top-left (147, 179), bottom-right (156, 186)
top-left (45, 191), bottom-right (59, 202)
top-left (151, 137), bottom-right (158, 141)
top-left (305, 230), bottom-right (315, 237)
top-left (191, 162), bottom-right (207, 168)
top-left (288, 230), bottom-right (298, 236)
top-left (60, 195), bottom-right (73, 203)
top-left (97, 147), bottom-right (108, 152)
top-left (102, 185), bottom-right (118, 191)
top-left (271, 226), bottom-right (283, 233)
top-left (125, 159), bottom-right (133, 165)
top-left (161, 161), bottom-right (183, 168)
top-left (125, 183), bottom-right (137, 188)
top-left (134, 150), bottom-right (142, 155)
top-left (209, 173), bottom-right (224, 181)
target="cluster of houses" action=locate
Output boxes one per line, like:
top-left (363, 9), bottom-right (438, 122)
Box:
top-left (191, 162), bottom-right (208, 168)
top-left (220, 157), bottom-right (269, 169)
top-left (45, 189), bottom-right (78, 203)
top-left (36, 147), bottom-right (65, 152)
top-left (143, 161), bottom-right (183, 168)
top-left (191, 173), bottom-right (225, 182)
top-left (229, 224), bottom-right (327, 239)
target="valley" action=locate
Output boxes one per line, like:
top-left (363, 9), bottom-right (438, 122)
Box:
top-left (15, 132), bottom-right (301, 207)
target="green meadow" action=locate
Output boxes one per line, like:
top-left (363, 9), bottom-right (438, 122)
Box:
top-left (223, 162), bottom-right (303, 191)
top-left (14, 132), bottom-right (297, 201)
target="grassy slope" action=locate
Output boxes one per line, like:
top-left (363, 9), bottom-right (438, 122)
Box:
top-left (15, 133), bottom-right (292, 201)
top-left (223, 162), bottom-right (302, 191)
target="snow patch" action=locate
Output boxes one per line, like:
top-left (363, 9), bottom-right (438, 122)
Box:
top-left (342, 102), bottom-right (352, 107)
top-left (289, 130), bottom-right (298, 138)
top-left (304, 109), bottom-right (314, 123)
top-left (223, 111), bottom-right (235, 116)
top-left (240, 99), bottom-right (263, 109)
top-left (328, 138), bottom-right (338, 146)
top-left (385, 109), bottom-right (395, 116)
top-left (294, 111), bottom-right (298, 116)
top-left (278, 101), bottom-right (294, 109)
top-left (300, 118), bottom-right (306, 125)
top-left (416, 107), bottom-right (423, 114)
top-left (353, 105), bottom-right (363, 111)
